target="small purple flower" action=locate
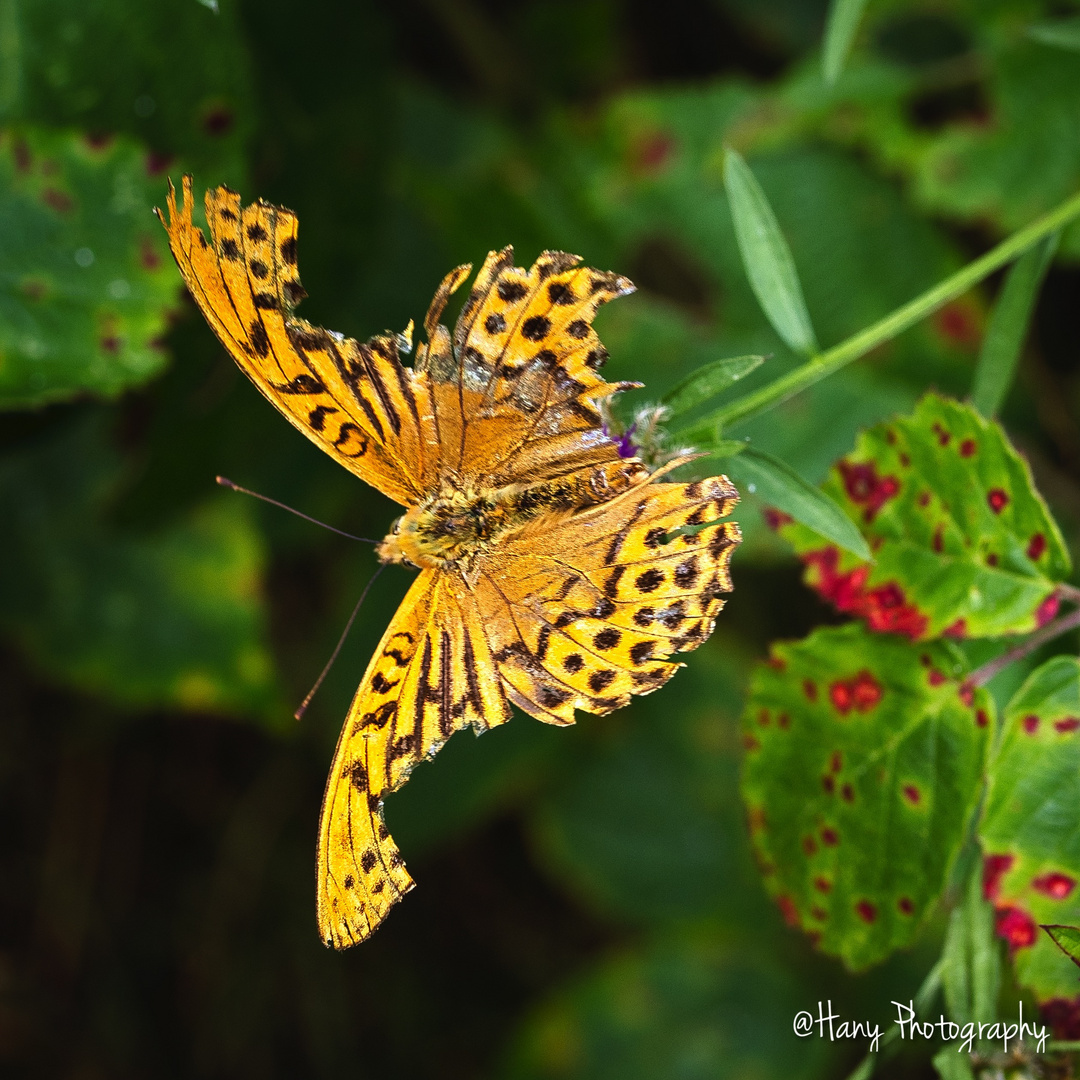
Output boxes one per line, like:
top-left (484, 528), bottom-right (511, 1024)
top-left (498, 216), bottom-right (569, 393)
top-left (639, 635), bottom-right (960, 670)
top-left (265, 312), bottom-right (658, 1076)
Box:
top-left (603, 421), bottom-right (638, 459)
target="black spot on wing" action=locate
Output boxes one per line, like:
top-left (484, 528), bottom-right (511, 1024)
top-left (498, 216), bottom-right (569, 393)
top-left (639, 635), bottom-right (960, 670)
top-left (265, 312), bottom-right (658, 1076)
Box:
top-left (249, 319), bottom-right (270, 358)
top-left (674, 557), bottom-right (700, 589)
top-left (284, 280), bottom-right (307, 306)
top-left (371, 671), bottom-right (396, 694)
top-left (635, 568), bottom-right (664, 593)
top-left (547, 281), bottom-right (575, 305)
top-left (588, 669), bottom-right (615, 693)
top-left (537, 685), bottom-right (571, 708)
top-left (521, 315), bottom-right (551, 341)
top-left (271, 372), bottom-right (325, 394)
top-left (308, 404), bottom-right (338, 431)
top-left (348, 761), bottom-right (368, 792)
top-left (497, 280), bottom-right (527, 303)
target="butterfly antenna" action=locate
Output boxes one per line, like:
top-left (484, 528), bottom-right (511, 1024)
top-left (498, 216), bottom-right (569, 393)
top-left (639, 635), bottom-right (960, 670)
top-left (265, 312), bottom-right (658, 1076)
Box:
top-left (294, 562), bottom-right (387, 721)
top-left (216, 476), bottom-right (378, 544)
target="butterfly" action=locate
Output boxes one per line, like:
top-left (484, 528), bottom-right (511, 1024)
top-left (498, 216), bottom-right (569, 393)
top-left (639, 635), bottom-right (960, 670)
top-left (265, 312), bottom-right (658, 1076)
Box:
top-left (158, 177), bottom-right (741, 948)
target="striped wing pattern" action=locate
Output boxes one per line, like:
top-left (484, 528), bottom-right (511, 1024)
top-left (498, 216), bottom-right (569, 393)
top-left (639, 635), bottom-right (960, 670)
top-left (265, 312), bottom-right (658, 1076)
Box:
top-left (159, 179), bottom-right (635, 502)
top-left (159, 179), bottom-right (743, 949)
top-left (317, 474), bottom-right (740, 946)
top-left (316, 572), bottom-right (510, 948)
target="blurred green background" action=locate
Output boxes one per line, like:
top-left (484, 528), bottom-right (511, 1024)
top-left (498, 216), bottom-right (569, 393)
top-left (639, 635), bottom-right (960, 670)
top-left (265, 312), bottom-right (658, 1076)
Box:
top-left (2, 0), bottom-right (1079, 1076)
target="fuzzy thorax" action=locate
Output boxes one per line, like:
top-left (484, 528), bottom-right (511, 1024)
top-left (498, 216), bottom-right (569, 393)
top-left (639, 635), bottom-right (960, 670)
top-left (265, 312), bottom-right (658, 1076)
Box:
top-left (377, 487), bottom-right (520, 570)
top-left (377, 465), bottom-right (648, 571)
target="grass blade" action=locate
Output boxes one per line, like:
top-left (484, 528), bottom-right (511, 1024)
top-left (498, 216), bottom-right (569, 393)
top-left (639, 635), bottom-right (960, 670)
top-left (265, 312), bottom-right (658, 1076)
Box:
top-left (724, 148), bottom-right (819, 357)
top-left (1027, 16), bottom-right (1080, 52)
top-left (823, 0), bottom-right (871, 83)
top-left (971, 233), bottom-right (1057, 418)
top-left (661, 354), bottom-right (765, 419)
top-left (727, 447), bottom-right (871, 560)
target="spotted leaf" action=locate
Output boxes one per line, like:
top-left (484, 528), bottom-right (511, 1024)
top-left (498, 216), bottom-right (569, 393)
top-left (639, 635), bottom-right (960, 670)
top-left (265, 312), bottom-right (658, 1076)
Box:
top-left (980, 657), bottom-right (1080, 1008)
top-left (742, 623), bottom-right (992, 971)
top-left (0, 128), bottom-right (179, 408)
top-left (775, 394), bottom-right (1070, 641)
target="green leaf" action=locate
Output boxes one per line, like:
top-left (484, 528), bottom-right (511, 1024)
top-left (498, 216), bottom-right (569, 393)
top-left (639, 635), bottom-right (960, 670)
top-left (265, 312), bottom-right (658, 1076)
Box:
top-left (971, 234), bottom-right (1058, 418)
top-left (980, 657), bottom-right (1080, 1003)
top-left (0, 127), bottom-right (180, 408)
top-left (1027, 17), bottom-right (1080, 54)
top-left (1, 0), bottom-right (254, 180)
top-left (500, 932), bottom-right (831, 1080)
top-left (822, 0), bottom-right (871, 85)
top-left (0, 415), bottom-right (279, 716)
top-left (727, 446), bottom-right (872, 560)
top-left (661, 354), bottom-right (764, 419)
top-left (742, 623), bottom-right (992, 971)
top-left (775, 394), bottom-right (1070, 640)
top-left (915, 41), bottom-right (1080, 258)
top-left (941, 862), bottom-right (1001, 1027)
top-left (1043, 925), bottom-right (1080, 969)
top-left (932, 1046), bottom-right (976, 1080)
top-left (723, 148), bottom-right (819, 356)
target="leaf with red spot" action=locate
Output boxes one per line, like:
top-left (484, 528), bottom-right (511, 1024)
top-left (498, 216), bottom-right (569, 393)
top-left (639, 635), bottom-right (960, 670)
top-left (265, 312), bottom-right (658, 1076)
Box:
top-left (776, 394), bottom-right (1070, 640)
top-left (741, 623), bottom-right (992, 970)
top-left (980, 657), bottom-right (1080, 1003)
top-left (0, 127), bottom-right (179, 408)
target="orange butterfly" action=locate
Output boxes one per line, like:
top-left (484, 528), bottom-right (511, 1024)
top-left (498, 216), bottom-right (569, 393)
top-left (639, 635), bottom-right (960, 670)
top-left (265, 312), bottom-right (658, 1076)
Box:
top-left (158, 177), bottom-right (741, 948)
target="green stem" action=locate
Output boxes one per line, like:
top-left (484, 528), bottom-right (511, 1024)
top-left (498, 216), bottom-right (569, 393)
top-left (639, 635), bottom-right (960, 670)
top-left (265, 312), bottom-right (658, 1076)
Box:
top-left (714, 188), bottom-right (1080, 431)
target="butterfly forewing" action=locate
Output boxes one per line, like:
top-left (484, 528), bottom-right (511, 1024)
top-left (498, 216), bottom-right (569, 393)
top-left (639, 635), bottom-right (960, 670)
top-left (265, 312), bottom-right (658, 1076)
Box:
top-left (158, 177), bottom-right (431, 505)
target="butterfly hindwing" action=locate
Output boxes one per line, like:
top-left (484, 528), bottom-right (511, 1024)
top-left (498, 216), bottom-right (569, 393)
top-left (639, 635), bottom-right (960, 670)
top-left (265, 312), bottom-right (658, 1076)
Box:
top-left (476, 474), bottom-right (741, 724)
top-left (316, 571), bottom-right (511, 948)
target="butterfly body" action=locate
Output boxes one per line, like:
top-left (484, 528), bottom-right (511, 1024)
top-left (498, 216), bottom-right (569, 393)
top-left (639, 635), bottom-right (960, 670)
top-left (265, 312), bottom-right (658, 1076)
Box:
top-left (378, 460), bottom-right (649, 570)
top-left (158, 177), bottom-right (741, 949)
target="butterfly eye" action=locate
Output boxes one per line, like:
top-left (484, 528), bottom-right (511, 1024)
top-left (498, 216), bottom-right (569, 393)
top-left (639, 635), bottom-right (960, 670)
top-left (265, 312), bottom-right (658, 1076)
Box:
top-left (391, 517), bottom-right (403, 535)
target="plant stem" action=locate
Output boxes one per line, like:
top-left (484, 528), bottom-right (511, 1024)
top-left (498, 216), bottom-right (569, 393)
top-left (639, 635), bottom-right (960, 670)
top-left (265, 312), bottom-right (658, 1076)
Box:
top-left (968, 603), bottom-right (1080, 688)
top-left (713, 188), bottom-right (1080, 431)
top-left (1058, 582), bottom-right (1080, 606)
